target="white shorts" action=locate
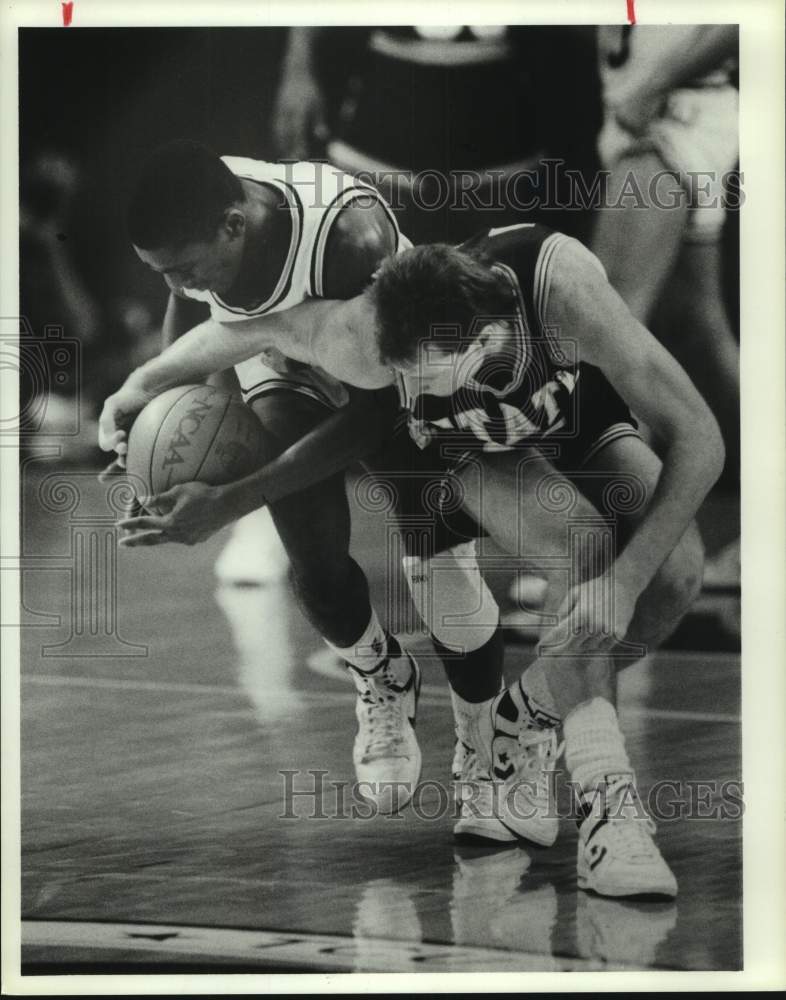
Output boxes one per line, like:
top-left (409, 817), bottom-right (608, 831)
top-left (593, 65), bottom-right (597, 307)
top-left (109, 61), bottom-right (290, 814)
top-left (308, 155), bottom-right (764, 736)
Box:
top-left (234, 348), bottom-right (350, 411)
top-left (598, 83), bottom-right (739, 243)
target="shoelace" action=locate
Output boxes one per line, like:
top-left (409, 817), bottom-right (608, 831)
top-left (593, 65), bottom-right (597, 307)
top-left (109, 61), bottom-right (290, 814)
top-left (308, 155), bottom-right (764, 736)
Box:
top-left (598, 779), bottom-right (659, 860)
top-left (356, 677), bottom-right (407, 761)
top-left (511, 727), bottom-right (564, 798)
top-left (604, 813), bottom-right (659, 860)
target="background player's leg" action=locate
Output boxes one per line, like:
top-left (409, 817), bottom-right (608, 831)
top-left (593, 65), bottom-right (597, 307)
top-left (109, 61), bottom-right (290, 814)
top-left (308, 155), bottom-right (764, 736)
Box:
top-left (652, 239), bottom-right (740, 486)
top-left (592, 151), bottom-right (689, 323)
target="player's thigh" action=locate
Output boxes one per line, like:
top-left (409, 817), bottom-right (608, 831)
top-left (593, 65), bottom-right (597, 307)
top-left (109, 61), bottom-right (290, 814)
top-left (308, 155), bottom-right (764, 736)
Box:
top-left (454, 446), bottom-right (603, 565)
top-left (249, 391), bottom-right (352, 564)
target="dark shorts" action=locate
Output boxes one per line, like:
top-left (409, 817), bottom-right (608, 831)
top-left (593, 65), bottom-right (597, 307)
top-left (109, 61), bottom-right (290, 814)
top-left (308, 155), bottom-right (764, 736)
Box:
top-left (362, 365), bottom-right (640, 555)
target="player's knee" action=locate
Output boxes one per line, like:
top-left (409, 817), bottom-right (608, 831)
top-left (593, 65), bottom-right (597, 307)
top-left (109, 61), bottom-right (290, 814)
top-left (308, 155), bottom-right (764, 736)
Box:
top-left (287, 557), bottom-right (361, 618)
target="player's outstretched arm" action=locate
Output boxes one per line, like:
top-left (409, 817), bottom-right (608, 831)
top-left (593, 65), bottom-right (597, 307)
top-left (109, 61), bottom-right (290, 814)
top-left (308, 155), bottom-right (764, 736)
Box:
top-left (548, 239), bottom-right (725, 597)
top-left (97, 306), bottom-right (312, 463)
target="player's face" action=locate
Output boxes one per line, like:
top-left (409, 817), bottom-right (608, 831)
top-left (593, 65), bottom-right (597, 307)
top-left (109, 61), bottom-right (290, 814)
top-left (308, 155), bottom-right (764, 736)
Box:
top-left (134, 218), bottom-right (245, 297)
top-left (394, 342), bottom-right (484, 397)
top-left (394, 324), bottom-right (505, 397)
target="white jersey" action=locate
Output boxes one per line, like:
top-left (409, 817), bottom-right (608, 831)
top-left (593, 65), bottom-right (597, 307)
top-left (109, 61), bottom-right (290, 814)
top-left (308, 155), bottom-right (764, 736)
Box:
top-left (181, 156), bottom-right (403, 407)
top-left (182, 156), bottom-right (401, 318)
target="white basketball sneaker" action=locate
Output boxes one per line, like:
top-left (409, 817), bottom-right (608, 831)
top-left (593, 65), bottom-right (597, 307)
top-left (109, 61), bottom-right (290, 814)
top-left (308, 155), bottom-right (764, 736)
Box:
top-left (450, 699), bottom-right (517, 843)
top-left (453, 746), bottom-right (519, 844)
top-left (214, 506), bottom-right (289, 586)
top-left (489, 689), bottom-right (562, 847)
top-left (576, 778), bottom-right (678, 899)
top-left (348, 652), bottom-right (422, 814)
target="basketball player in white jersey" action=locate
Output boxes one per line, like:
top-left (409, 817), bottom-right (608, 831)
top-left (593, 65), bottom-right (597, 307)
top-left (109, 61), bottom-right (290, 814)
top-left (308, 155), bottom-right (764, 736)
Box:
top-left (102, 221), bottom-right (723, 897)
top-left (593, 24), bottom-right (740, 585)
top-left (104, 140), bottom-right (513, 817)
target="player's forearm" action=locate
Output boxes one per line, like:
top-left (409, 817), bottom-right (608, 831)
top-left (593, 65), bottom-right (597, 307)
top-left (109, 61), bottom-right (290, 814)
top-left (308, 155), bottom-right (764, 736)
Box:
top-left (646, 25), bottom-right (737, 94)
top-left (216, 389), bottom-right (398, 516)
top-left (615, 412), bottom-right (724, 593)
top-left (129, 317), bottom-right (280, 396)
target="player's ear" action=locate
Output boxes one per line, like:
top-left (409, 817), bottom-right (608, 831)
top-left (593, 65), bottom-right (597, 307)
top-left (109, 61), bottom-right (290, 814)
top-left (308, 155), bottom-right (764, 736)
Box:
top-left (223, 208), bottom-right (245, 241)
top-left (476, 324), bottom-right (493, 348)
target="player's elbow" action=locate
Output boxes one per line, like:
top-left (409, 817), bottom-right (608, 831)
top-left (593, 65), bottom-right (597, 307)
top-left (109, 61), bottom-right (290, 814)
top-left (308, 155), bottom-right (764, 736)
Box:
top-left (687, 401), bottom-right (726, 488)
top-left (703, 412), bottom-right (726, 486)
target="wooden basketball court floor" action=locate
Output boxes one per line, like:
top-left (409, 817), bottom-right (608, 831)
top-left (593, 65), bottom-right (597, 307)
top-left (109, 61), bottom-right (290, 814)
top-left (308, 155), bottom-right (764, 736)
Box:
top-left (14, 458), bottom-right (742, 976)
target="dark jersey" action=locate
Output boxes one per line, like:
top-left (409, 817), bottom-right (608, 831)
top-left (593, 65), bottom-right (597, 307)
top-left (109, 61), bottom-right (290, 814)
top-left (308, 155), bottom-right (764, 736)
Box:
top-left (398, 222), bottom-right (601, 456)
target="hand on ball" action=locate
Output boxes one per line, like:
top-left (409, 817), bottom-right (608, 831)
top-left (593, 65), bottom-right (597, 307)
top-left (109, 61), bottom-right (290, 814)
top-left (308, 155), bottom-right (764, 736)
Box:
top-left (117, 481), bottom-right (235, 547)
top-left (98, 379), bottom-right (157, 477)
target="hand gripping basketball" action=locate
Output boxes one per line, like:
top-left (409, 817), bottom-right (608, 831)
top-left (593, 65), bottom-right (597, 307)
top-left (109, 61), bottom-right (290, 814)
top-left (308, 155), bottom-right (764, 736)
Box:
top-left (115, 384), bottom-right (267, 548)
top-left (97, 379), bottom-right (157, 481)
top-left (117, 480), bottom-right (231, 547)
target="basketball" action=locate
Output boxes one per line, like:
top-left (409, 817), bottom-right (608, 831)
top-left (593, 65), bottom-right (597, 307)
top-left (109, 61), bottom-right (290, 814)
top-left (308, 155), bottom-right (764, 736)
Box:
top-left (125, 384), bottom-right (265, 501)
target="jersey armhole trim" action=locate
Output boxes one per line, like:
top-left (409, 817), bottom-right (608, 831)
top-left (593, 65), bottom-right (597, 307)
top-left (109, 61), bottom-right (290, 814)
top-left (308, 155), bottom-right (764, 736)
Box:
top-left (310, 186), bottom-right (401, 298)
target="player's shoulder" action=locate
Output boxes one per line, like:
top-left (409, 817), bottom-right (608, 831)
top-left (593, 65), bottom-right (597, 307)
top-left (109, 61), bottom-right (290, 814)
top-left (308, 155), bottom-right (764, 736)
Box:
top-left (220, 155), bottom-right (351, 188)
top-left (462, 222), bottom-right (554, 265)
top-left (319, 199), bottom-right (399, 298)
top-left (467, 224), bottom-right (604, 280)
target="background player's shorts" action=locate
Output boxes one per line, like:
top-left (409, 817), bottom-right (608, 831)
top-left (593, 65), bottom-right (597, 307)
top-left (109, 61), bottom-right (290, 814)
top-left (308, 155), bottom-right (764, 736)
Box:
top-left (234, 350), bottom-right (350, 410)
top-left (365, 366), bottom-right (641, 555)
top-left (598, 83), bottom-right (739, 243)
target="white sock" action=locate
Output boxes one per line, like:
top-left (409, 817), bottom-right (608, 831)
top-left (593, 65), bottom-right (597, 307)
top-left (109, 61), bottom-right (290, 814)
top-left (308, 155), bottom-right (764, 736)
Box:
top-left (519, 662), bottom-right (562, 726)
top-left (324, 611), bottom-right (411, 686)
top-left (450, 689), bottom-right (493, 743)
top-left (563, 697), bottom-right (634, 797)
top-left (324, 609), bottom-right (388, 671)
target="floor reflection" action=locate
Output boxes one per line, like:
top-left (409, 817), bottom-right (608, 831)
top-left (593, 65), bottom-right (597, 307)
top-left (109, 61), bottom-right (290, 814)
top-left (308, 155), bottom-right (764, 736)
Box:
top-left (215, 582), bottom-right (306, 720)
top-left (575, 892), bottom-right (678, 967)
top-left (451, 844), bottom-right (557, 955)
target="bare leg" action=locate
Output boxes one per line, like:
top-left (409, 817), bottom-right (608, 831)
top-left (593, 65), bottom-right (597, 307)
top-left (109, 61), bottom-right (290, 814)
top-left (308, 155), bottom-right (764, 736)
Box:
top-left (652, 240), bottom-right (740, 476)
top-left (454, 436), bottom-right (704, 715)
top-left (592, 151), bottom-right (689, 323)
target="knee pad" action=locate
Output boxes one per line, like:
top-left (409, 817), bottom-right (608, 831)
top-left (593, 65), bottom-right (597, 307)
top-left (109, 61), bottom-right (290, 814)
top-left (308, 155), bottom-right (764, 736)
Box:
top-left (402, 540), bottom-right (499, 653)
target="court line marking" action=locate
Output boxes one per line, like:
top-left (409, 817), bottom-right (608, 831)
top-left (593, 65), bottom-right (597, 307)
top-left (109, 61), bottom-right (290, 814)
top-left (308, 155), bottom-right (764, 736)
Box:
top-left (21, 672), bottom-right (741, 725)
top-left (21, 918), bottom-right (626, 973)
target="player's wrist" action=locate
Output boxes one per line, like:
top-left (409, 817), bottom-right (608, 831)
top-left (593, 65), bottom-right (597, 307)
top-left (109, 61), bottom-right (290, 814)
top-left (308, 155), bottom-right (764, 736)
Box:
top-left (213, 479), bottom-right (267, 525)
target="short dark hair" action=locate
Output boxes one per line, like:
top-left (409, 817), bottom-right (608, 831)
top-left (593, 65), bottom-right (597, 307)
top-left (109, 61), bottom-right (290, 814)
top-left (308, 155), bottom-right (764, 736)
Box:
top-left (371, 243), bottom-right (515, 366)
top-left (127, 140), bottom-right (244, 250)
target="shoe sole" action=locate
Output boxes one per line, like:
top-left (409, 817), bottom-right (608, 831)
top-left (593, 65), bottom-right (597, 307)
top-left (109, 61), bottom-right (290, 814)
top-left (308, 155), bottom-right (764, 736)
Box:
top-left (577, 869), bottom-right (678, 899)
top-left (499, 818), bottom-right (559, 848)
top-left (454, 819), bottom-right (518, 844)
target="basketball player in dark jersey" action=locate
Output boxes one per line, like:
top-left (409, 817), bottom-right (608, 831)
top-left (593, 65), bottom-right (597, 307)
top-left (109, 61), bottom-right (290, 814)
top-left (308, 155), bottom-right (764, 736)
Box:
top-left (105, 221), bottom-right (723, 898)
